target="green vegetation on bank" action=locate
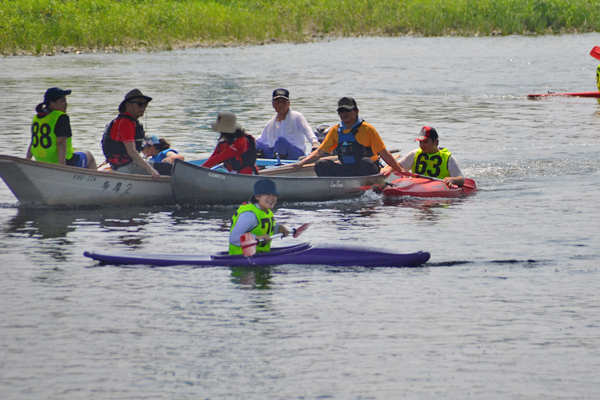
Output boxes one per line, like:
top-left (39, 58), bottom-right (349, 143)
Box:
top-left (1, 0), bottom-right (598, 55)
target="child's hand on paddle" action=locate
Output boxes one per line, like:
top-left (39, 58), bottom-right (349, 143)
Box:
top-left (255, 234), bottom-right (271, 243)
top-left (279, 226), bottom-right (290, 237)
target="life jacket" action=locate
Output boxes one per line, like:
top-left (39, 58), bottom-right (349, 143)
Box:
top-left (336, 121), bottom-right (374, 164)
top-left (218, 132), bottom-right (258, 174)
top-left (30, 110), bottom-right (74, 164)
top-left (412, 148), bottom-right (452, 178)
top-left (101, 114), bottom-right (145, 167)
top-left (596, 64), bottom-right (600, 91)
top-left (151, 149), bottom-right (178, 163)
top-left (229, 203), bottom-right (275, 255)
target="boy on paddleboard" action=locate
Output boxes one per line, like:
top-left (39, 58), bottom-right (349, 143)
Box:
top-left (228, 179), bottom-right (289, 255)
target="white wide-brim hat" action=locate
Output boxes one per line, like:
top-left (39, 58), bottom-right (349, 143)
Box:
top-left (211, 111), bottom-right (242, 134)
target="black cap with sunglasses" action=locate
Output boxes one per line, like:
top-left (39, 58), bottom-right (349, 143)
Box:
top-left (119, 89), bottom-right (152, 113)
top-left (337, 97), bottom-right (357, 112)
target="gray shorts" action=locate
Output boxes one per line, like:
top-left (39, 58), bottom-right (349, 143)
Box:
top-left (114, 161), bottom-right (154, 175)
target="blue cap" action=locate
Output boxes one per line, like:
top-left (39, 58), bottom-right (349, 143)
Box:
top-left (143, 134), bottom-right (160, 147)
top-left (44, 87), bottom-right (71, 104)
top-left (253, 179), bottom-right (280, 196)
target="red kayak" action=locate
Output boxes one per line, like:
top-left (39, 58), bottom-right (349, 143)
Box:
top-left (527, 91), bottom-right (600, 99)
top-left (383, 174), bottom-right (477, 198)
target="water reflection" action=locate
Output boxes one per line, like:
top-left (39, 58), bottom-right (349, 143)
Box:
top-left (5, 206), bottom-right (168, 240)
top-left (230, 266), bottom-right (272, 290)
top-left (383, 197), bottom-right (459, 222)
top-left (5, 208), bottom-right (80, 239)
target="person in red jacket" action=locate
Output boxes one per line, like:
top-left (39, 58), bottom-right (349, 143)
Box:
top-left (101, 89), bottom-right (160, 179)
top-left (202, 111), bottom-right (258, 175)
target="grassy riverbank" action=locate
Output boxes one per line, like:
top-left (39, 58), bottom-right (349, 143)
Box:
top-left (1, 0), bottom-right (598, 55)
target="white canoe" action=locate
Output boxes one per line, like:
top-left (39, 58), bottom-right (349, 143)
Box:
top-left (0, 155), bottom-right (173, 206)
top-left (0, 155), bottom-right (316, 207)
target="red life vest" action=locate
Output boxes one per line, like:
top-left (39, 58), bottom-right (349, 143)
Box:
top-left (217, 132), bottom-right (258, 175)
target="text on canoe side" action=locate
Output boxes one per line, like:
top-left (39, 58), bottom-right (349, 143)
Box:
top-left (72, 174), bottom-right (133, 194)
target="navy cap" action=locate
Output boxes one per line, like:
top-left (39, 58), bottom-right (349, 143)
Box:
top-left (272, 88), bottom-right (289, 100)
top-left (44, 87), bottom-right (71, 104)
top-left (253, 179), bottom-right (280, 196)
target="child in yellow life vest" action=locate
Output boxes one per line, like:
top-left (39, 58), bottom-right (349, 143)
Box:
top-left (229, 179), bottom-right (289, 255)
top-left (390, 126), bottom-right (466, 188)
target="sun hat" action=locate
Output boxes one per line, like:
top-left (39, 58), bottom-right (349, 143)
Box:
top-left (415, 126), bottom-right (439, 142)
top-left (211, 111), bottom-right (242, 134)
top-left (337, 97), bottom-right (357, 112)
top-left (272, 88), bottom-right (290, 100)
top-left (44, 87), bottom-right (71, 104)
top-left (253, 179), bottom-right (280, 196)
top-left (119, 89), bottom-right (152, 112)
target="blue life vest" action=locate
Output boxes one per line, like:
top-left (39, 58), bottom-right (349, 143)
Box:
top-left (151, 149), bottom-right (178, 163)
top-left (336, 120), bottom-right (373, 164)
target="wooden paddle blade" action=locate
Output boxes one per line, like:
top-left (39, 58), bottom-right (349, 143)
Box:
top-left (240, 233), bottom-right (257, 256)
top-left (590, 46), bottom-right (600, 60)
top-left (292, 223), bottom-right (311, 238)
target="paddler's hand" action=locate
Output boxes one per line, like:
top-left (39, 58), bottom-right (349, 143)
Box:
top-left (291, 162), bottom-right (303, 171)
top-left (255, 234), bottom-right (271, 243)
top-left (279, 226), bottom-right (290, 237)
top-left (380, 164), bottom-right (394, 177)
top-left (149, 167), bottom-right (161, 180)
top-left (443, 177), bottom-right (456, 188)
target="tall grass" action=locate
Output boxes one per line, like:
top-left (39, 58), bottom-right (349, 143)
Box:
top-left (0, 0), bottom-right (598, 55)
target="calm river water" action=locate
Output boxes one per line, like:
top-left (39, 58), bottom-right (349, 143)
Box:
top-left (1, 34), bottom-right (600, 399)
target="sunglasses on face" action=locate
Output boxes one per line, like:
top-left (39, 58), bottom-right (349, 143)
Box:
top-left (337, 108), bottom-right (355, 114)
top-left (130, 101), bottom-right (148, 107)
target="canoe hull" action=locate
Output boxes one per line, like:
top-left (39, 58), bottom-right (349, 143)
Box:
top-left (171, 160), bottom-right (386, 205)
top-left (527, 91), bottom-right (600, 99)
top-left (0, 155), bottom-right (173, 206)
top-left (383, 176), bottom-right (477, 198)
top-left (84, 243), bottom-right (431, 267)
top-left (0, 156), bottom-right (325, 207)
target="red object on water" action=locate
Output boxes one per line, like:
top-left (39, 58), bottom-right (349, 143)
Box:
top-left (383, 175), bottom-right (477, 198)
top-left (527, 91), bottom-right (600, 99)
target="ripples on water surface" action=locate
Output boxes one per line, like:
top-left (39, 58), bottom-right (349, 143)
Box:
top-left (1, 34), bottom-right (599, 399)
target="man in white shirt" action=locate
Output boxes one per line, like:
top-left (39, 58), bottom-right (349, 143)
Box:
top-left (396, 126), bottom-right (465, 187)
top-left (256, 88), bottom-right (319, 160)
